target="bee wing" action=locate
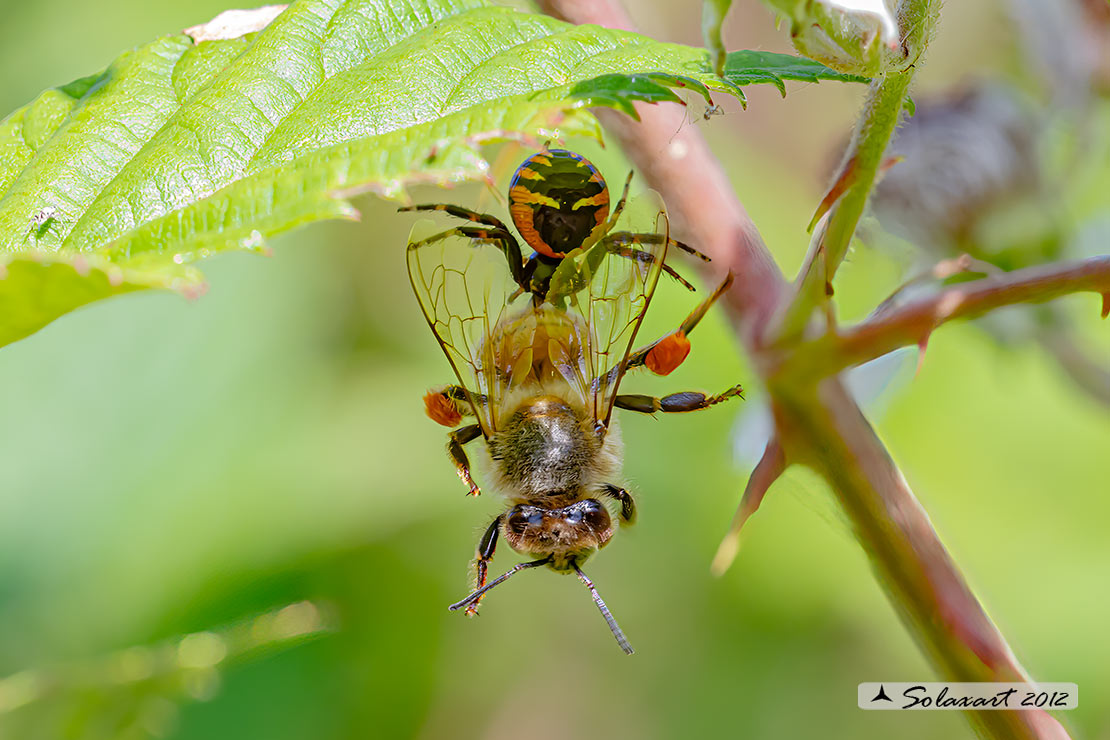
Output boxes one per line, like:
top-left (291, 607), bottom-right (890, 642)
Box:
top-left (405, 220), bottom-right (519, 437)
top-left (547, 190), bottom-right (671, 428)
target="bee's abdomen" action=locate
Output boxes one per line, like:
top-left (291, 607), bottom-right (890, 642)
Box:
top-left (489, 395), bottom-right (598, 498)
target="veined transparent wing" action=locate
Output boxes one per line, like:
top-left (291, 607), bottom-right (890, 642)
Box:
top-left (546, 190), bottom-right (671, 429)
top-left (405, 220), bottom-right (520, 438)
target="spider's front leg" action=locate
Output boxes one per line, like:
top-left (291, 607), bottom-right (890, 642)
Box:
top-left (406, 223), bottom-right (528, 293)
top-left (598, 231), bottom-right (713, 292)
top-left (399, 203), bottom-right (510, 231)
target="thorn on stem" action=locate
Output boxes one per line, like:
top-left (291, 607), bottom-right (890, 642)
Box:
top-left (1101, 292), bottom-right (1109, 319)
top-left (809, 156), bottom-right (857, 233)
top-left (711, 439), bottom-right (786, 577)
top-left (915, 333), bottom-right (931, 377)
top-left (808, 155), bottom-right (903, 233)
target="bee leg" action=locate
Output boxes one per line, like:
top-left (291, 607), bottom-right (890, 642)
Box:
top-left (407, 226), bottom-right (527, 292)
top-left (465, 515), bottom-right (502, 617)
top-left (447, 423), bottom-right (483, 496)
top-left (613, 385), bottom-right (745, 415)
top-left (424, 385), bottom-right (487, 427)
top-left (448, 557), bottom-right (552, 613)
top-left (441, 384), bottom-right (487, 406)
top-left (602, 484), bottom-right (637, 524)
top-left (622, 273), bottom-right (735, 376)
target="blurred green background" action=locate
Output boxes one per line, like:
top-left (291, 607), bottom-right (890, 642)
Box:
top-left (1, 1), bottom-right (1108, 738)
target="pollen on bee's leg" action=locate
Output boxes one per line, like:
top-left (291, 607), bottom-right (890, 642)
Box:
top-left (424, 389), bottom-right (463, 427)
top-left (645, 331), bottom-right (692, 376)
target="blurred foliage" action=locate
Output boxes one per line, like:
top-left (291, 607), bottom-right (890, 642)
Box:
top-left (0, 1), bottom-right (1107, 740)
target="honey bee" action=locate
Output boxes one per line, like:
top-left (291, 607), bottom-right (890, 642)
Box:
top-left (404, 150), bottom-right (743, 654)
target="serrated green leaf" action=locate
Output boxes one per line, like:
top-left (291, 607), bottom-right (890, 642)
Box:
top-left (569, 72), bottom-right (720, 118)
top-left (724, 49), bottom-right (868, 94)
top-left (569, 51), bottom-right (865, 111)
top-left (0, 0), bottom-right (864, 349)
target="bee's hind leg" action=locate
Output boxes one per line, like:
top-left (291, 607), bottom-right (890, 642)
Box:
top-left (613, 385), bottom-right (745, 415)
top-left (464, 515), bottom-right (502, 617)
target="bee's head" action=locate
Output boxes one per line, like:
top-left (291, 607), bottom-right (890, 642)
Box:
top-left (504, 499), bottom-right (613, 562)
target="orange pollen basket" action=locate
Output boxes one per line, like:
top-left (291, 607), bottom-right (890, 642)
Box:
top-left (645, 331), bottom-right (692, 376)
top-left (424, 390), bottom-right (463, 427)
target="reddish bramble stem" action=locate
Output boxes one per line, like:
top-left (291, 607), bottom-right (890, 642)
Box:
top-left (786, 255), bottom-right (1110, 381)
top-left (542, 1), bottom-right (1084, 738)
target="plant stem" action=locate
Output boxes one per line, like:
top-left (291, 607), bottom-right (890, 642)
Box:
top-left (776, 0), bottom-right (942, 341)
top-left (543, 1), bottom-right (1077, 737)
top-left (775, 72), bottom-right (914, 340)
top-left (770, 381), bottom-right (1070, 740)
top-left (787, 255), bottom-right (1110, 380)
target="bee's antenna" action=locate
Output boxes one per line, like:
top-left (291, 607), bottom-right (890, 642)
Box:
top-left (447, 557), bottom-right (551, 612)
top-left (572, 562), bottom-right (634, 655)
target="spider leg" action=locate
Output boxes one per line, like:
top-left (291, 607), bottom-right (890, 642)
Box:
top-left (398, 203), bottom-right (511, 232)
top-left (605, 230), bottom-right (709, 263)
top-left (603, 242), bottom-right (696, 292)
top-left (597, 231), bottom-right (702, 292)
top-left (608, 170), bottom-right (634, 225)
top-left (407, 225), bottom-right (527, 291)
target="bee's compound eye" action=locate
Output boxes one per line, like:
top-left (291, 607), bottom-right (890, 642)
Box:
top-left (581, 499), bottom-right (610, 529)
top-left (564, 499), bottom-right (605, 527)
top-left (508, 506), bottom-right (545, 535)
